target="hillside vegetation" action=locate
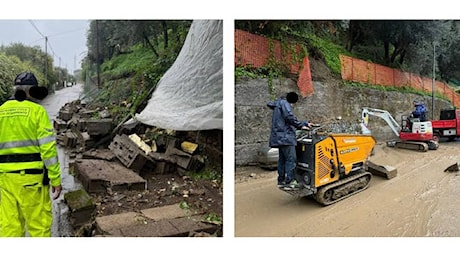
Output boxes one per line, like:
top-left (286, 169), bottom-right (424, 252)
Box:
top-left (81, 20), bottom-right (192, 125)
top-left (235, 20), bottom-right (460, 94)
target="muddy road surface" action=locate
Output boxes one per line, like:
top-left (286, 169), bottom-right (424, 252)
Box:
top-left (235, 140), bottom-right (460, 237)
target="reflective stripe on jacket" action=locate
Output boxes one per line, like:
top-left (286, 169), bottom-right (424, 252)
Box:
top-left (0, 100), bottom-right (60, 186)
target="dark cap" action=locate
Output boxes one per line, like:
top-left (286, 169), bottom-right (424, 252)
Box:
top-left (14, 72), bottom-right (48, 100)
top-left (14, 72), bottom-right (38, 86)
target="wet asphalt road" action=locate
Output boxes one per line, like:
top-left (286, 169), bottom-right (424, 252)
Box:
top-left (40, 84), bottom-right (84, 237)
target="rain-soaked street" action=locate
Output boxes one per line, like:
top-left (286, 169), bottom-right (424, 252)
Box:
top-left (41, 84), bottom-right (84, 237)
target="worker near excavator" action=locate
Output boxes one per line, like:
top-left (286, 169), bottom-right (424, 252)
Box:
top-left (0, 72), bottom-right (62, 237)
top-left (411, 99), bottom-right (428, 122)
top-left (267, 91), bottom-right (312, 190)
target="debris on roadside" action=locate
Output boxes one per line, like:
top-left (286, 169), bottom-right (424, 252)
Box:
top-left (53, 99), bottom-right (222, 237)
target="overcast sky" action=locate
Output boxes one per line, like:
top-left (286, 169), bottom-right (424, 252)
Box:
top-left (0, 19), bottom-right (89, 73)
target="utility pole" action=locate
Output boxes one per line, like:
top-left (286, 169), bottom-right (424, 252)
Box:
top-left (45, 36), bottom-right (48, 88)
top-left (95, 20), bottom-right (101, 87)
top-left (432, 42), bottom-right (436, 120)
top-left (59, 57), bottom-right (62, 89)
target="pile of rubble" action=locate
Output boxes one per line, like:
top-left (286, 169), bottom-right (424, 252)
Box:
top-left (54, 100), bottom-right (221, 236)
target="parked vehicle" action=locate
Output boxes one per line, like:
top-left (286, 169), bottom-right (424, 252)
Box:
top-left (256, 144), bottom-right (278, 170)
top-left (432, 109), bottom-right (460, 141)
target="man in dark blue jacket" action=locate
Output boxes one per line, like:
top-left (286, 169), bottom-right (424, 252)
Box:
top-left (411, 100), bottom-right (427, 122)
top-left (267, 92), bottom-right (312, 189)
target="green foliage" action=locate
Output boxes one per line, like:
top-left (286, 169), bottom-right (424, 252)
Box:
top-left (187, 164), bottom-right (222, 184)
top-left (234, 23), bottom-right (345, 85)
top-left (203, 212), bottom-right (222, 225)
top-left (0, 52), bottom-right (45, 103)
top-left (82, 21), bottom-right (191, 127)
top-left (179, 201), bottom-right (190, 210)
top-left (234, 65), bottom-right (260, 79)
top-left (345, 81), bottom-right (449, 101)
top-left (302, 34), bottom-right (346, 75)
top-left (235, 39), bottom-right (308, 99)
top-left (1, 43), bottom-right (55, 87)
top-left (101, 45), bottom-right (155, 78)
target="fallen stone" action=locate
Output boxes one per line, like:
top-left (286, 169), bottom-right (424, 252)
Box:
top-left (367, 161), bottom-right (397, 179)
top-left (82, 149), bottom-right (117, 161)
top-left (109, 134), bottom-right (152, 172)
top-left (75, 159), bottom-right (147, 192)
top-left (94, 203), bottom-right (214, 237)
top-left (95, 211), bottom-right (141, 232)
top-left (86, 118), bottom-right (112, 135)
top-left (96, 214), bottom-right (216, 237)
top-left (141, 203), bottom-right (193, 221)
top-left (64, 189), bottom-right (96, 228)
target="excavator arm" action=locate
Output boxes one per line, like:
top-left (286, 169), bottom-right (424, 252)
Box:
top-left (361, 107), bottom-right (401, 137)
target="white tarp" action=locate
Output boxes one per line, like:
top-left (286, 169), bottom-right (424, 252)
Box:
top-left (133, 20), bottom-right (223, 131)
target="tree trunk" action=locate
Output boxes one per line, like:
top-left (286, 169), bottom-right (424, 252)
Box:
top-left (143, 32), bottom-right (159, 58)
top-left (162, 21), bottom-right (168, 49)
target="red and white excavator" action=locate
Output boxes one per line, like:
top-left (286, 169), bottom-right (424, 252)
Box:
top-left (361, 107), bottom-right (439, 152)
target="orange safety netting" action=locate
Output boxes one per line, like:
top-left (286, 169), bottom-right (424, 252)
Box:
top-left (234, 29), bottom-right (313, 97)
top-left (234, 30), bottom-right (460, 107)
top-left (340, 54), bottom-right (460, 107)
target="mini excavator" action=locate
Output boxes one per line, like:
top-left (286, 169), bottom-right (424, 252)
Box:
top-left (361, 107), bottom-right (438, 152)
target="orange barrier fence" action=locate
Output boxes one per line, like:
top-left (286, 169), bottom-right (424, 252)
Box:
top-left (234, 29), bottom-right (313, 97)
top-left (234, 30), bottom-right (460, 107)
top-left (340, 55), bottom-right (460, 107)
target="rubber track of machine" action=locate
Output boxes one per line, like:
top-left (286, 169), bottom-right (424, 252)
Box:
top-left (314, 172), bottom-right (372, 206)
top-left (395, 141), bottom-right (428, 152)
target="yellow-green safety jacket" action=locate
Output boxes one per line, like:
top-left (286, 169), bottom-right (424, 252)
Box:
top-left (0, 99), bottom-right (60, 186)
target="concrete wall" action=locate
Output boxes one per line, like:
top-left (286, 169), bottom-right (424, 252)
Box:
top-left (235, 77), bottom-right (452, 167)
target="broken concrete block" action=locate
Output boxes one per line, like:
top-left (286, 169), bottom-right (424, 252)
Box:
top-left (367, 161), bottom-right (397, 179)
top-left (82, 149), bottom-right (117, 161)
top-left (53, 118), bottom-right (68, 132)
top-left (86, 118), bottom-right (112, 135)
top-left (74, 159), bottom-right (147, 192)
top-left (59, 110), bottom-right (73, 121)
top-left (79, 109), bottom-right (98, 119)
top-left (129, 133), bottom-right (152, 154)
top-left (109, 134), bottom-right (151, 172)
top-left (166, 147), bottom-right (193, 169)
top-left (152, 161), bottom-right (176, 174)
top-left (64, 189), bottom-right (96, 228)
top-left (63, 131), bottom-right (78, 148)
top-left (77, 119), bottom-right (87, 132)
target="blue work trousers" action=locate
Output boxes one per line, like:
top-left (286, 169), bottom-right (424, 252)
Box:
top-left (277, 145), bottom-right (296, 184)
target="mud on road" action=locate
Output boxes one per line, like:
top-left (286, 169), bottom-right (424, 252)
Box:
top-left (235, 140), bottom-right (460, 237)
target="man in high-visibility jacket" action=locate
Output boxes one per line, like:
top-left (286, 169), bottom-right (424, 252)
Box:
top-left (0, 72), bottom-right (62, 237)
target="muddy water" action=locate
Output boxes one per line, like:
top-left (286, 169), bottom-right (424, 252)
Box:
top-left (41, 85), bottom-right (84, 236)
top-left (235, 141), bottom-right (460, 237)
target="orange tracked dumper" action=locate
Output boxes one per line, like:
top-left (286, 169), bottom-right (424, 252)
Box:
top-left (282, 127), bottom-right (376, 206)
